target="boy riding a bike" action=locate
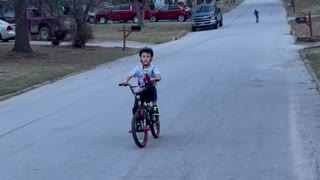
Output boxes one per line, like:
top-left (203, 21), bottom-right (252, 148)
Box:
top-left (122, 47), bottom-right (161, 116)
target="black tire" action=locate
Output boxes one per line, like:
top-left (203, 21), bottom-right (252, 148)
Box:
top-left (133, 15), bottom-right (138, 23)
top-left (191, 26), bottom-right (196, 32)
top-left (39, 26), bottom-right (51, 41)
top-left (131, 113), bottom-right (148, 148)
top-left (177, 15), bottom-right (185, 22)
top-left (150, 15), bottom-right (157, 22)
top-left (52, 40), bottom-right (60, 46)
top-left (150, 115), bottom-right (160, 138)
top-left (213, 23), bottom-right (218, 29)
top-left (88, 16), bottom-right (95, 24)
top-left (99, 16), bottom-right (107, 24)
top-left (219, 19), bottom-right (223, 26)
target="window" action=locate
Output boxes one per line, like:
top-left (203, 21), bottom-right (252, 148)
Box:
top-left (32, 9), bottom-right (42, 17)
top-left (119, 5), bottom-right (130, 11)
top-left (4, 11), bottom-right (14, 18)
top-left (159, 6), bottom-right (169, 11)
top-left (194, 5), bottom-right (214, 13)
top-left (169, 5), bottom-right (180, 10)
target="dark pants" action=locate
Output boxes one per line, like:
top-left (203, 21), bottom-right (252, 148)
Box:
top-left (132, 86), bottom-right (157, 115)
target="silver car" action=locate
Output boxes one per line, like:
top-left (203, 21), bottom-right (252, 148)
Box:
top-left (0, 19), bottom-right (15, 42)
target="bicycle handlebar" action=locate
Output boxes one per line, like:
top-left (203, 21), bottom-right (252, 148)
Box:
top-left (119, 79), bottom-right (159, 94)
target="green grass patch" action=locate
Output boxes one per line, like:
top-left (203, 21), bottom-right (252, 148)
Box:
top-left (305, 48), bottom-right (320, 79)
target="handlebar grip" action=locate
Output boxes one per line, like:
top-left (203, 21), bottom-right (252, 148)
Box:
top-left (119, 83), bottom-right (128, 86)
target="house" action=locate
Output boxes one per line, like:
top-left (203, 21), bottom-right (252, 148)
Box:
top-left (153, 0), bottom-right (165, 8)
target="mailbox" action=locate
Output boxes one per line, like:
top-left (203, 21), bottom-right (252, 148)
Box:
top-left (131, 25), bottom-right (141, 32)
top-left (295, 17), bottom-right (307, 23)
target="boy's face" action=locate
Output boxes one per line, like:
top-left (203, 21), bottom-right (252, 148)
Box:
top-left (140, 52), bottom-right (152, 66)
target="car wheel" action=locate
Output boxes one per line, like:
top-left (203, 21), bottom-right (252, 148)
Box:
top-left (88, 16), bottom-right (95, 24)
top-left (133, 16), bottom-right (139, 23)
top-left (0, 34), bottom-right (2, 40)
top-left (191, 26), bottom-right (196, 32)
top-left (213, 23), bottom-right (218, 29)
top-left (52, 40), bottom-right (60, 46)
top-left (219, 18), bottom-right (223, 26)
top-left (150, 15), bottom-right (157, 22)
top-left (99, 16), bottom-right (107, 24)
top-left (177, 15), bottom-right (185, 22)
top-left (39, 26), bottom-right (51, 41)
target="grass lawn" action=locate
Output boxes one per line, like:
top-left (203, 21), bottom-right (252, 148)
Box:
top-left (304, 48), bottom-right (320, 79)
top-left (0, 0), bottom-right (246, 99)
top-left (0, 45), bottom-right (138, 97)
top-left (91, 23), bottom-right (191, 44)
top-left (284, 0), bottom-right (320, 84)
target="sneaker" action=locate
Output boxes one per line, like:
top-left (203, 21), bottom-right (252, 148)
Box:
top-left (152, 106), bottom-right (160, 116)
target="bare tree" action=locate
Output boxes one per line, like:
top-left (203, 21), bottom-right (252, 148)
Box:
top-left (132, 0), bottom-right (146, 26)
top-left (12, 0), bottom-right (33, 53)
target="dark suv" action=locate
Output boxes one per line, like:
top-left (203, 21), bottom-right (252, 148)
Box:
top-left (191, 4), bottom-right (223, 31)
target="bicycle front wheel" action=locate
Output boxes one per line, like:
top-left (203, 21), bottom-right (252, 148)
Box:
top-left (150, 115), bottom-right (160, 138)
top-left (131, 113), bottom-right (148, 148)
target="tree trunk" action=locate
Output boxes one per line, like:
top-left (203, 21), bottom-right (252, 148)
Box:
top-left (134, 0), bottom-right (145, 26)
top-left (71, 0), bottom-right (96, 48)
top-left (12, 0), bottom-right (33, 53)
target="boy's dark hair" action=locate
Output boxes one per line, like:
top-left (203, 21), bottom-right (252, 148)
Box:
top-left (139, 47), bottom-right (154, 57)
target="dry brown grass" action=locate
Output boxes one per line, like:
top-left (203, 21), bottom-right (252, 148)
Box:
top-left (289, 17), bottom-right (320, 38)
top-left (0, 1), bottom-right (246, 98)
top-left (0, 45), bottom-right (137, 96)
top-left (91, 23), bottom-right (191, 44)
top-left (285, 0), bottom-right (320, 83)
top-left (283, 0), bottom-right (320, 17)
top-left (216, 0), bottom-right (245, 13)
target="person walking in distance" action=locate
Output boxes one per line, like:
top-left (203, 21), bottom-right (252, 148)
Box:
top-left (254, 9), bottom-right (259, 23)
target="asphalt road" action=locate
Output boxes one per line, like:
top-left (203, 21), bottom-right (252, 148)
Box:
top-left (1, 0), bottom-right (320, 179)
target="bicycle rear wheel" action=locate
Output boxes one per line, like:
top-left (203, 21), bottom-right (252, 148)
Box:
top-left (150, 115), bottom-right (160, 138)
top-left (131, 113), bottom-right (148, 148)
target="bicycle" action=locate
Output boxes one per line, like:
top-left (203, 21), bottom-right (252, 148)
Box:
top-left (119, 82), bottom-right (160, 148)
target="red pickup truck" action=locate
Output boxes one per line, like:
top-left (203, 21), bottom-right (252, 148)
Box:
top-left (27, 8), bottom-right (75, 42)
top-left (1, 8), bottom-right (75, 42)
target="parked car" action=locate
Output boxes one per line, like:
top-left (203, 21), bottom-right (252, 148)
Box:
top-left (0, 8), bottom-right (76, 43)
top-left (190, 4), bottom-right (223, 31)
top-left (95, 5), bottom-right (150, 24)
top-left (0, 11), bottom-right (15, 24)
top-left (149, 5), bottom-right (190, 22)
top-left (0, 19), bottom-right (15, 42)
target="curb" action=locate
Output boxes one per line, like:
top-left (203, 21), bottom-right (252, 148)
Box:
top-left (298, 49), bottom-right (320, 92)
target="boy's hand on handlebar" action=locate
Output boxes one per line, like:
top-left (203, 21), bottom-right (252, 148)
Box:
top-left (151, 78), bottom-right (160, 82)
